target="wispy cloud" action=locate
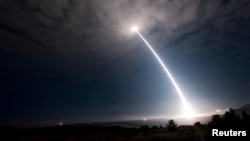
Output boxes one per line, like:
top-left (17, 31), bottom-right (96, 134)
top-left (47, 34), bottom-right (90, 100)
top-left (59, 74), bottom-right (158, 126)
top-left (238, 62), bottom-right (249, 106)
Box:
top-left (0, 0), bottom-right (249, 65)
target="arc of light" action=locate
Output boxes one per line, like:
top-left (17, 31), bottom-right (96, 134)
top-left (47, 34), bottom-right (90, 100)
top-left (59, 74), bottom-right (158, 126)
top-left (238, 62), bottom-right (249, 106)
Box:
top-left (134, 30), bottom-right (191, 110)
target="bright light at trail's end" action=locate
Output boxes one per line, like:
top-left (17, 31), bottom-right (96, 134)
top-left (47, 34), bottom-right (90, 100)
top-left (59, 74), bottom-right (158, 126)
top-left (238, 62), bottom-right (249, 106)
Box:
top-left (131, 26), bottom-right (138, 32)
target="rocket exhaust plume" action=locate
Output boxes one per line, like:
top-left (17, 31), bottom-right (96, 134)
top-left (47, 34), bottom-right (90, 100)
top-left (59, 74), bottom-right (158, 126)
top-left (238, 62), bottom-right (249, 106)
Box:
top-left (132, 27), bottom-right (195, 118)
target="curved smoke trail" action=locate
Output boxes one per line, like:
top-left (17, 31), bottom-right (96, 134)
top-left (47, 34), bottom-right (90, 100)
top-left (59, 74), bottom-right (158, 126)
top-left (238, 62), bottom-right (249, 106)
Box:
top-left (136, 31), bottom-right (195, 118)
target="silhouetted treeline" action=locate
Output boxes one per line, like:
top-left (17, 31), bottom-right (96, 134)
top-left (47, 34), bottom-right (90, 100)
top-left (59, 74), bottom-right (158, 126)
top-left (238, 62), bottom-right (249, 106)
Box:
top-left (207, 108), bottom-right (250, 140)
top-left (139, 119), bottom-right (178, 132)
top-left (208, 108), bottom-right (250, 130)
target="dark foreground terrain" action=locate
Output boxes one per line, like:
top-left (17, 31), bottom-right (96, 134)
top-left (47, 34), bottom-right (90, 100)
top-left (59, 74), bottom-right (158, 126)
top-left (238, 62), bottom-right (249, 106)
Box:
top-left (1, 124), bottom-right (208, 141)
top-left (1, 107), bottom-right (249, 141)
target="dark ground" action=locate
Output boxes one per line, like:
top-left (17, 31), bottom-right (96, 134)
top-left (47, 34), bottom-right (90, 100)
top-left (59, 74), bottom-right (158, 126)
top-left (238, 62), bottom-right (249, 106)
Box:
top-left (0, 124), bottom-right (207, 141)
top-left (1, 108), bottom-right (249, 141)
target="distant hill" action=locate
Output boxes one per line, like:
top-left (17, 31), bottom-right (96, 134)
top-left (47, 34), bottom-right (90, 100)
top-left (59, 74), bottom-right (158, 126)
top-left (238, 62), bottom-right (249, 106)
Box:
top-left (235, 104), bottom-right (250, 117)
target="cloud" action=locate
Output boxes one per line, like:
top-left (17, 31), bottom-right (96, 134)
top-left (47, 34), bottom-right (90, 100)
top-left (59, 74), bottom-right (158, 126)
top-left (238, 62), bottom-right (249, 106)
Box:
top-left (0, 0), bottom-right (249, 66)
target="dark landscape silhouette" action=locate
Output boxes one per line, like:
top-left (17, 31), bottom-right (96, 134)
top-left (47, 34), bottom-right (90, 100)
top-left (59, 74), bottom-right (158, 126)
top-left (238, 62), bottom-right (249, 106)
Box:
top-left (1, 104), bottom-right (249, 141)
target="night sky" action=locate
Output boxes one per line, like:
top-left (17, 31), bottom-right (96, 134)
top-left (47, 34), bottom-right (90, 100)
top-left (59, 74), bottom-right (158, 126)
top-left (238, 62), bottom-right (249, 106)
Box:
top-left (1, 0), bottom-right (250, 125)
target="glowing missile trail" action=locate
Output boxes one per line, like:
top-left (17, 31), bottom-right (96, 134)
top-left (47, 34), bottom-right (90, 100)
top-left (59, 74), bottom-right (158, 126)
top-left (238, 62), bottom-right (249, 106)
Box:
top-left (131, 26), bottom-right (195, 118)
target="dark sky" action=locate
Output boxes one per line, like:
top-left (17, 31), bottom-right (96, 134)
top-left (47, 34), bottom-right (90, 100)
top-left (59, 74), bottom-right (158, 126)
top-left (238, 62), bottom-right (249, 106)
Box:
top-left (1, 0), bottom-right (250, 125)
